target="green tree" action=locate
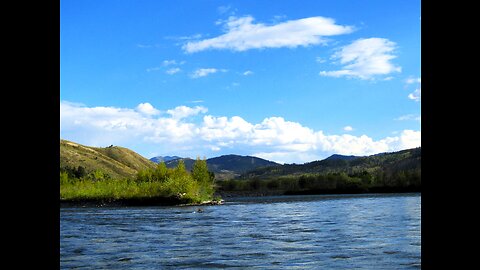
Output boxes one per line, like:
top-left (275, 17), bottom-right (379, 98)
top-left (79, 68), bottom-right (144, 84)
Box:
top-left (191, 158), bottom-right (214, 200)
top-left (75, 166), bottom-right (87, 179)
top-left (191, 158), bottom-right (210, 183)
top-left (154, 162), bottom-right (169, 182)
top-left (172, 159), bottom-right (189, 179)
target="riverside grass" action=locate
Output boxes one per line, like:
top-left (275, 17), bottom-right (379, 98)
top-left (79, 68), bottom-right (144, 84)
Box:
top-left (60, 159), bottom-right (216, 204)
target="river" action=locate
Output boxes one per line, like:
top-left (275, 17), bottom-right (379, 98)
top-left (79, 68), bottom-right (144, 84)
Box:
top-left (60, 193), bottom-right (421, 269)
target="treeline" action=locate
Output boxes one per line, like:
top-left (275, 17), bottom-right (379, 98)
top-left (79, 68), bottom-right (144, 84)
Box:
top-left (217, 168), bottom-right (421, 195)
top-left (241, 147), bottom-right (421, 179)
top-left (60, 159), bottom-right (217, 204)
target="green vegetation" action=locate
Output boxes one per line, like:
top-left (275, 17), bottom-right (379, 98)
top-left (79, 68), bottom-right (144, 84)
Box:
top-left (60, 158), bottom-right (217, 204)
top-left (162, 154), bottom-right (280, 180)
top-left (217, 148), bottom-right (421, 195)
top-left (217, 169), bottom-right (420, 195)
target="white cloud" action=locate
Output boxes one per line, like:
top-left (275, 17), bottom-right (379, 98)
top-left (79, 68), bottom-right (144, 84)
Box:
top-left (136, 103), bottom-right (160, 115)
top-left (316, 57), bottom-right (326, 63)
top-left (191, 68), bottom-right (226, 78)
top-left (405, 76), bottom-right (421, 102)
top-left (395, 114), bottom-right (421, 121)
top-left (61, 101), bottom-right (421, 164)
top-left (406, 77), bottom-right (421, 84)
top-left (166, 67), bottom-right (181, 75)
top-left (320, 38), bottom-right (401, 80)
top-left (167, 105), bottom-right (208, 119)
top-left (183, 15), bottom-right (353, 53)
top-left (146, 67), bottom-right (161, 72)
top-left (163, 60), bottom-right (186, 66)
top-left (408, 88), bottom-right (421, 102)
top-left (343, 126), bottom-right (353, 131)
top-left (217, 5), bottom-right (232, 15)
top-left (243, 70), bottom-right (253, 76)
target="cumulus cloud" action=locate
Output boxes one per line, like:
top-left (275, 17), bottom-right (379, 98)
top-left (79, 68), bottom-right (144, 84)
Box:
top-left (61, 102), bottom-right (421, 164)
top-left (136, 103), bottom-right (160, 115)
top-left (320, 38), bottom-right (401, 80)
top-left (183, 15), bottom-right (353, 53)
top-left (166, 105), bottom-right (208, 119)
top-left (343, 126), bottom-right (353, 131)
top-left (191, 68), bottom-right (226, 78)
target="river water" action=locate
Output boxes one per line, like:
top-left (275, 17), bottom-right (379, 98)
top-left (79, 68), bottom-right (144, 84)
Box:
top-left (60, 193), bottom-right (421, 269)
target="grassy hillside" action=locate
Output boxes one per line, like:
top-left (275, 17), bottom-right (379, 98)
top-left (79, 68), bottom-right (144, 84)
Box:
top-left (60, 139), bottom-right (156, 179)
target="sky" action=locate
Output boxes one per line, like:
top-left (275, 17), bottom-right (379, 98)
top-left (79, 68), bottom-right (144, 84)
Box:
top-left (60, 0), bottom-right (421, 164)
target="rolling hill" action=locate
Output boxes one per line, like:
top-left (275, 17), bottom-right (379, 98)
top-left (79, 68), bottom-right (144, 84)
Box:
top-left (325, 154), bottom-right (361, 161)
top-left (239, 147), bottom-right (421, 179)
top-left (60, 139), bottom-right (157, 179)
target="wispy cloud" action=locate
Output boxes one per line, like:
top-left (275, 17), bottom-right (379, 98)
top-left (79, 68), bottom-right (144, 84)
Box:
top-left (408, 88), bottom-right (421, 102)
top-left (395, 114), bottom-right (421, 121)
top-left (190, 100), bottom-right (204, 104)
top-left (217, 5), bottom-right (233, 15)
top-left (316, 57), bottom-right (326, 63)
top-left (406, 77), bottom-right (421, 84)
top-left (405, 76), bottom-right (421, 102)
top-left (191, 68), bottom-right (227, 78)
top-left (163, 60), bottom-right (186, 66)
top-left (61, 102), bottom-right (421, 164)
top-left (243, 70), bottom-right (253, 76)
top-left (183, 15), bottom-right (353, 53)
top-left (166, 68), bottom-right (181, 75)
top-left (146, 67), bottom-right (161, 72)
top-left (320, 38), bottom-right (401, 80)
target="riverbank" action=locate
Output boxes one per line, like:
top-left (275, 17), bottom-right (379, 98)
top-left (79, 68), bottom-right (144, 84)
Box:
top-left (60, 197), bottom-right (224, 208)
top-left (215, 185), bottom-right (421, 198)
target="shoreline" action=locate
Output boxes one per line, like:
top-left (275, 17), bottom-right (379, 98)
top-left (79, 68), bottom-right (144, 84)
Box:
top-left (60, 187), bottom-right (419, 207)
top-left (215, 185), bottom-right (421, 198)
top-left (60, 197), bottom-right (224, 208)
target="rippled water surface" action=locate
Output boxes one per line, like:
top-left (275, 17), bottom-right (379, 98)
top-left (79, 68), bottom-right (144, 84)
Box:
top-left (60, 193), bottom-right (421, 269)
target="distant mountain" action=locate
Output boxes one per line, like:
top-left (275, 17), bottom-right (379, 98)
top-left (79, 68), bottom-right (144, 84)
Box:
top-left (150, 156), bottom-right (182, 163)
top-left (164, 158), bottom-right (196, 171)
top-left (60, 139), bottom-right (157, 179)
top-left (325, 154), bottom-right (361, 161)
top-left (240, 147), bottom-right (421, 179)
top-left (163, 155), bottom-right (280, 180)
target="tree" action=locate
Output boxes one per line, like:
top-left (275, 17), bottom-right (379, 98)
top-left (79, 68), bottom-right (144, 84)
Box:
top-left (191, 158), bottom-right (214, 199)
top-left (75, 166), bottom-right (87, 179)
top-left (154, 162), bottom-right (169, 182)
top-left (172, 159), bottom-right (189, 179)
top-left (192, 158), bottom-right (210, 184)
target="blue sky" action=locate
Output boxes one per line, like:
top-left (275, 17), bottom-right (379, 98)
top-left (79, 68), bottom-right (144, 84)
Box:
top-left (60, 0), bottom-right (421, 164)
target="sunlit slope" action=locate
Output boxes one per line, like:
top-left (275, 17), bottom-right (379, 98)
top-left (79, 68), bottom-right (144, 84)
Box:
top-left (60, 139), bottom-right (156, 179)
